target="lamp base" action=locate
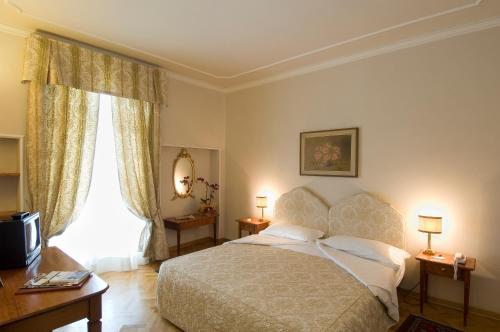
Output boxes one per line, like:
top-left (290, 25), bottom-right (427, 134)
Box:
top-left (422, 232), bottom-right (436, 256)
top-left (422, 248), bottom-right (436, 255)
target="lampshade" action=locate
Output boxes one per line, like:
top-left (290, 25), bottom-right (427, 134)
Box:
top-left (256, 196), bottom-right (268, 208)
top-left (418, 215), bottom-right (442, 234)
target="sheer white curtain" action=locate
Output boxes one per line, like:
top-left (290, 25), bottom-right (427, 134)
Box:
top-left (50, 94), bottom-right (147, 273)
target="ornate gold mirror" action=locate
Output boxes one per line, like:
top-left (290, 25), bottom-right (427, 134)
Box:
top-left (172, 148), bottom-right (195, 200)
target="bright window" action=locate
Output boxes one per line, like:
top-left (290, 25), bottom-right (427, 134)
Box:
top-left (50, 94), bottom-right (146, 273)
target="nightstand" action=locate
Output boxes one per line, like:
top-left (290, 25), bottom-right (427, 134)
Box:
top-left (416, 251), bottom-right (476, 326)
top-left (235, 217), bottom-right (270, 238)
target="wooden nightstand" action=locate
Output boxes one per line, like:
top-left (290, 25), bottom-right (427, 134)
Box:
top-left (416, 251), bottom-right (476, 326)
top-left (235, 217), bottom-right (270, 238)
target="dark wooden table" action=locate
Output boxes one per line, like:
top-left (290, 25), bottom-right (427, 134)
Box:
top-left (416, 251), bottom-right (476, 326)
top-left (234, 217), bottom-right (270, 238)
top-left (0, 246), bottom-right (108, 332)
top-left (164, 213), bottom-right (217, 256)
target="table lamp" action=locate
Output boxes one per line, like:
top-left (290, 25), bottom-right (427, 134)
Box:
top-left (256, 196), bottom-right (268, 220)
top-left (418, 215), bottom-right (442, 255)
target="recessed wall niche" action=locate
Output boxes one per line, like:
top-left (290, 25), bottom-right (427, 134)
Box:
top-left (160, 146), bottom-right (221, 247)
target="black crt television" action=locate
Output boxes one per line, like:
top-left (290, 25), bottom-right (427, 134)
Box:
top-left (0, 212), bottom-right (41, 269)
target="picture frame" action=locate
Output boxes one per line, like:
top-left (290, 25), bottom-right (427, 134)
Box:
top-left (300, 127), bottom-right (359, 177)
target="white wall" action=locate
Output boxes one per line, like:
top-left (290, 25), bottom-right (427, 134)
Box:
top-left (159, 78), bottom-right (226, 241)
top-left (0, 32), bottom-right (26, 135)
top-left (225, 27), bottom-right (500, 313)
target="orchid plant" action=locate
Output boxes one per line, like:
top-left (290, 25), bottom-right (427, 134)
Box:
top-left (197, 177), bottom-right (219, 210)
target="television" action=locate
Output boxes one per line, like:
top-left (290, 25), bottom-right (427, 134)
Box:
top-left (0, 212), bottom-right (41, 269)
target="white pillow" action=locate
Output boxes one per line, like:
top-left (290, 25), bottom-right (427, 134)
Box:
top-left (259, 223), bottom-right (324, 242)
top-left (320, 235), bottom-right (411, 270)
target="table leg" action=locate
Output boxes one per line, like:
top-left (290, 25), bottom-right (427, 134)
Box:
top-left (213, 218), bottom-right (217, 246)
top-left (424, 272), bottom-right (429, 303)
top-left (176, 230), bottom-right (181, 256)
top-left (464, 270), bottom-right (470, 326)
top-left (88, 295), bottom-right (102, 332)
top-left (420, 262), bottom-right (425, 314)
top-left (238, 223), bottom-right (242, 238)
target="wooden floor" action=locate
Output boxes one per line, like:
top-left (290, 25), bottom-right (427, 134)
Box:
top-left (55, 241), bottom-right (500, 332)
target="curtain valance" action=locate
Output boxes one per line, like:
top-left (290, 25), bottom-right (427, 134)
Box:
top-left (22, 33), bottom-right (168, 105)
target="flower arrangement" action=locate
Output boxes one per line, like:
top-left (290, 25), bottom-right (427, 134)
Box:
top-left (197, 177), bottom-right (219, 213)
top-left (179, 175), bottom-right (193, 196)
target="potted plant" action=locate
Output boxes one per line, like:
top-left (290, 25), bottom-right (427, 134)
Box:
top-left (197, 177), bottom-right (219, 214)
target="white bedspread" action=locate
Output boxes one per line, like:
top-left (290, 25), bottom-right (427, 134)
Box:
top-left (228, 234), bottom-right (402, 321)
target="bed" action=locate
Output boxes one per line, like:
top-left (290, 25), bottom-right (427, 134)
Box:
top-left (157, 187), bottom-right (406, 332)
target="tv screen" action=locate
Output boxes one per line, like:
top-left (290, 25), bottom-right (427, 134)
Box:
top-left (25, 218), bottom-right (40, 253)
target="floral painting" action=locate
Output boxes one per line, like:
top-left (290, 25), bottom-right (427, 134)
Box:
top-left (300, 128), bottom-right (358, 177)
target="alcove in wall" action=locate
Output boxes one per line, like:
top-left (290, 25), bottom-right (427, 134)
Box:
top-left (160, 146), bottom-right (222, 248)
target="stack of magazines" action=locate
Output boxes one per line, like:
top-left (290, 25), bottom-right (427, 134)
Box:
top-left (18, 270), bottom-right (91, 293)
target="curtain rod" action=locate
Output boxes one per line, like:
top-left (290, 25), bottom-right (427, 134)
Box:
top-left (36, 30), bottom-right (160, 69)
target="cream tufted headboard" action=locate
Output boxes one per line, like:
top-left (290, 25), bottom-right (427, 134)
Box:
top-left (274, 187), bottom-right (329, 234)
top-left (328, 192), bottom-right (405, 249)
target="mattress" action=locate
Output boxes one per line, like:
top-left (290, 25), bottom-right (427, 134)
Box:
top-left (157, 242), bottom-right (393, 332)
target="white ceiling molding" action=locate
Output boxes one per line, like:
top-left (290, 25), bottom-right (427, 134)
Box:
top-left (1, 1), bottom-right (498, 94)
top-left (164, 70), bottom-right (226, 93)
top-left (224, 15), bottom-right (500, 93)
top-left (2, 15), bottom-right (500, 94)
top-left (5, 0), bottom-right (483, 80)
top-left (0, 22), bottom-right (29, 37)
top-left (220, 0), bottom-right (483, 79)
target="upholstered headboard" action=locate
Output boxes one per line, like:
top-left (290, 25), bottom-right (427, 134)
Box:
top-left (274, 187), bottom-right (329, 234)
top-left (328, 192), bottom-right (405, 249)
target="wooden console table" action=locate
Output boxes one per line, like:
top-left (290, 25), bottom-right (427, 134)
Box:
top-left (164, 213), bottom-right (217, 256)
top-left (0, 247), bottom-right (108, 332)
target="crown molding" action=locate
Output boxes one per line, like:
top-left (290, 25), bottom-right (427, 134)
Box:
top-left (1, 5), bottom-right (499, 94)
top-left (0, 22), bottom-right (29, 37)
top-left (5, 0), bottom-right (483, 80)
top-left (164, 70), bottom-right (226, 93)
top-left (221, 0), bottom-right (482, 79)
top-left (224, 15), bottom-right (500, 93)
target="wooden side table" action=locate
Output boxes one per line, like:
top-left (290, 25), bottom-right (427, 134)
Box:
top-left (0, 247), bottom-right (108, 332)
top-left (416, 251), bottom-right (476, 326)
top-left (235, 217), bottom-right (270, 238)
top-left (164, 213), bottom-right (217, 256)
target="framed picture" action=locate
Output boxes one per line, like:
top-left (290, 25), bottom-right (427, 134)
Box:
top-left (300, 128), bottom-right (358, 177)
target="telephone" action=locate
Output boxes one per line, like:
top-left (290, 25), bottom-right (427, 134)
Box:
top-left (453, 252), bottom-right (467, 280)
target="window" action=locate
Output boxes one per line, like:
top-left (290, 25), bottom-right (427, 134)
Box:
top-left (50, 94), bottom-right (146, 273)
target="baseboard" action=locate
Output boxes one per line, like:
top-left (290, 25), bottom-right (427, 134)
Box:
top-left (405, 291), bottom-right (500, 321)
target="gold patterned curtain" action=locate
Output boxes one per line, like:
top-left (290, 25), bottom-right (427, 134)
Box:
top-left (22, 33), bottom-right (169, 257)
top-left (26, 83), bottom-right (99, 245)
top-left (111, 97), bottom-right (169, 260)
top-left (22, 33), bottom-right (168, 104)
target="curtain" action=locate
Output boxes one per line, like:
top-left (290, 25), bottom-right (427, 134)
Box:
top-left (22, 34), bottom-right (168, 104)
top-left (26, 83), bottom-right (99, 245)
top-left (111, 97), bottom-right (169, 260)
top-left (22, 33), bottom-right (169, 257)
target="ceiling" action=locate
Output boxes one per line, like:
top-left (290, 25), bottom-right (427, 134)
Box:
top-left (1, 0), bottom-right (500, 91)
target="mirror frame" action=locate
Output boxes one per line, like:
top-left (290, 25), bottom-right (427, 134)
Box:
top-left (172, 148), bottom-right (195, 200)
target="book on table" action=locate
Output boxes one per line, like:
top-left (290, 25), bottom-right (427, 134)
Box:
top-left (17, 270), bottom-right (91, 293)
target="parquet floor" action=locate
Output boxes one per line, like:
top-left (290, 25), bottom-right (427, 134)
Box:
top-left (55, 241), bottom-right (500, 332)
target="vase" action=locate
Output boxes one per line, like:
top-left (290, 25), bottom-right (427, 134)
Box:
top-left (199, 202), bottom-right (217, 214)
